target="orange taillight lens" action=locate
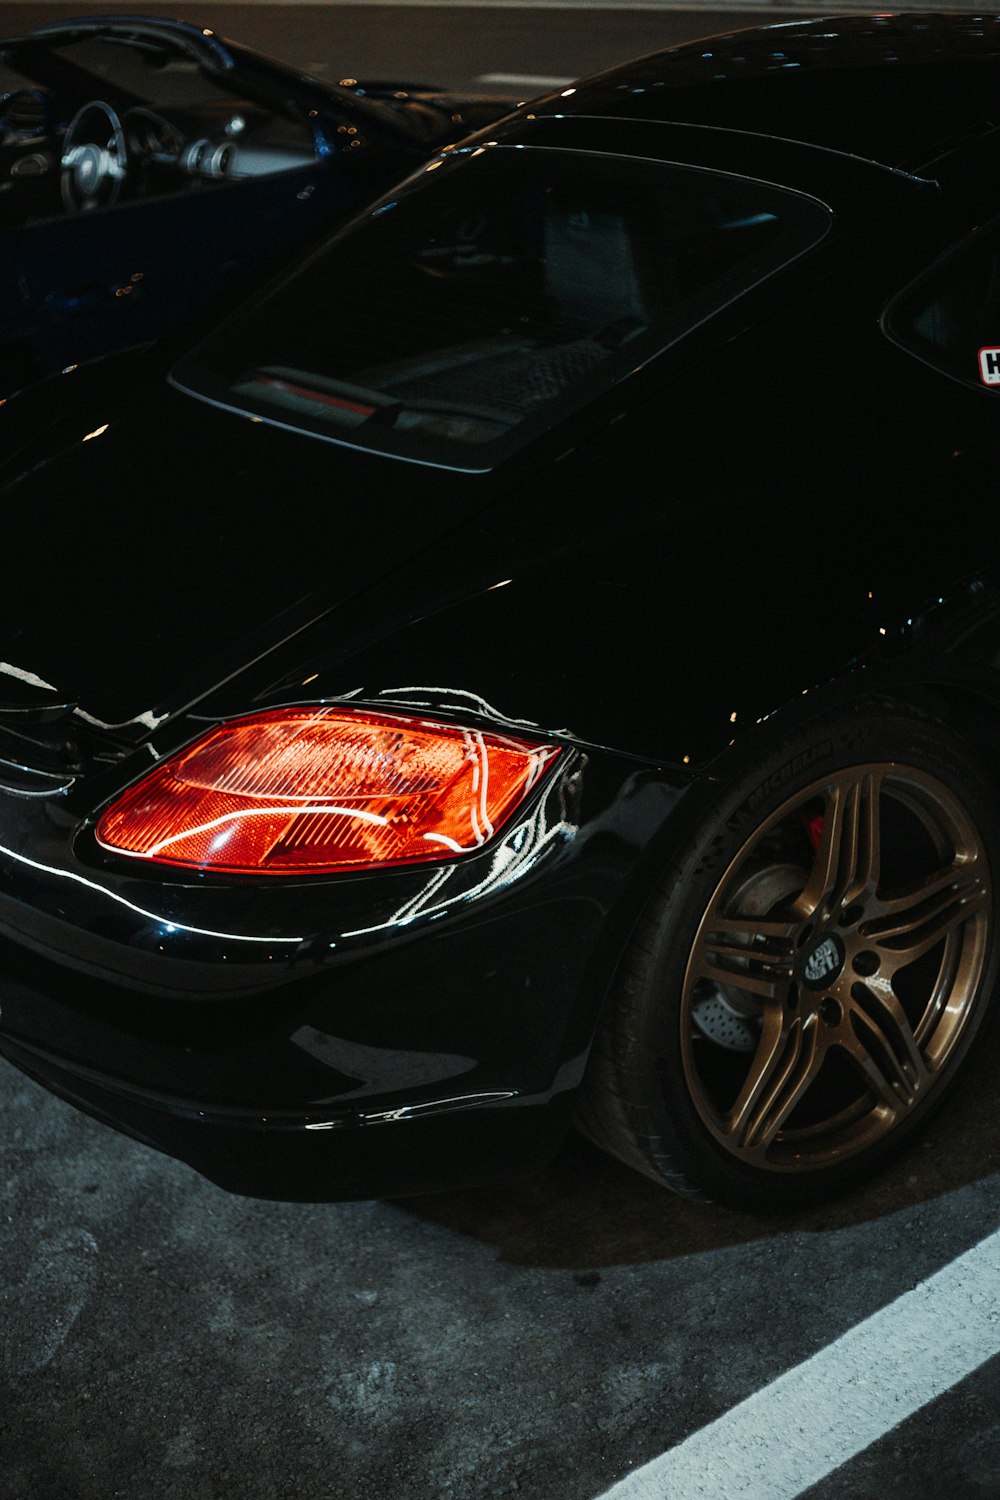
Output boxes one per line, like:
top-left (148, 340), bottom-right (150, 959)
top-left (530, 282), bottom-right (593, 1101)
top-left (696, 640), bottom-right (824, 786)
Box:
top-left (94, 708), bottom-right (560, 875)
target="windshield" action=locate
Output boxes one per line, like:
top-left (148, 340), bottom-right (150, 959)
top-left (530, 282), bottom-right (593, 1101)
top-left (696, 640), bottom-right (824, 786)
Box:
top-left (1, 32), bottom-right (231, 110)
top-left (174, 145), bottom-right (831, 469)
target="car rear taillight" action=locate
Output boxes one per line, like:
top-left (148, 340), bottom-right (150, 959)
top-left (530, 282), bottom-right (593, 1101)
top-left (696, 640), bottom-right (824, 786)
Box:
top-left (94, 707), bottom-right (560, 875)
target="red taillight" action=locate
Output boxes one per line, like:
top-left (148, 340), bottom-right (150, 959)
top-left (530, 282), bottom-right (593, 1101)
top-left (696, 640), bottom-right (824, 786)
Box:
top-left (94, 707), bottom-right (560, 876)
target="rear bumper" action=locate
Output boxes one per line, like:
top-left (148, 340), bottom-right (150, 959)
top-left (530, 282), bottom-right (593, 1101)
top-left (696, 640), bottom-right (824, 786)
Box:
top-left (1, 1029), bottom-right (570, 1199)
top-left (0, 750), bottom-right (685, 1198)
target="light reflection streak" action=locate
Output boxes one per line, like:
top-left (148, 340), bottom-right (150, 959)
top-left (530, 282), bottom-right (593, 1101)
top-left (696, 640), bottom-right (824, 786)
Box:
top-left (73, 705), bottom-right (168, 732)
top-left (463, 727), bottom-right (494, 845)
top-left (0, 659), bottom-right (167, 733)
top-left (303, 1088), bottom-right (517, 1128)
top-left (477, 731), bottom-right (493, 838)
top-left (423, 832), bottom-right (463, 853)
top-left (385, 864), bottom-right (452, 926)
top-left (366, 684), bottom-right (557, 733)
top-left (143, 802), bottom-right (389, 858)
top-left (0, 841), bottom-right (303, 945)
top-left (0, 775), bottom-right (73, 799)
top-left (0, 661), bottom-right (58, 693)
top-left (338, 771), bottom-right (577, 942)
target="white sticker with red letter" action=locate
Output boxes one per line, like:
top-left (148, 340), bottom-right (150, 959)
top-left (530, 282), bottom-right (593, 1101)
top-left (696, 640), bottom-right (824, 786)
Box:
top-left (979, 347), bottom-right (1000, 384)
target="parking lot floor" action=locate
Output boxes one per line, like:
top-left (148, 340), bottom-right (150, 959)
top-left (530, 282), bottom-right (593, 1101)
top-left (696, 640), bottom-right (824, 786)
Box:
top-left (5, 1044), bottom-right (1000, 1500)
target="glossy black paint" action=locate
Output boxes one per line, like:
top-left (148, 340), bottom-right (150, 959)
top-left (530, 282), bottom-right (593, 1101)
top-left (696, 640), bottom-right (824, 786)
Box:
top-left (542, 11), bottom-right (1000, 167)
top-left (6, 14), bottom-right (1000, 1198)
top-left (0, 743), bottom-right (680, 1197)
top-left (0, 14), bottom-right (514, 397)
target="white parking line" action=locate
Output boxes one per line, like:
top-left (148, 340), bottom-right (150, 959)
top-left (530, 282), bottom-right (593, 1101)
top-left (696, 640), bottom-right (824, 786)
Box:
top-left (595, 1223), bottom-right (1000, 1500)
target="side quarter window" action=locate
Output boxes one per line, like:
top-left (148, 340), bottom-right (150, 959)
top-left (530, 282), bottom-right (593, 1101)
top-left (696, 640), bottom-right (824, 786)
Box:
top-left (884, 222), bottom-right (1000, 391)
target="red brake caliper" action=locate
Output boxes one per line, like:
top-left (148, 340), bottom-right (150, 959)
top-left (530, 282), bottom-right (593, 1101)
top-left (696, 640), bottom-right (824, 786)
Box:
top-left (804, 813), bottom-right (824, 851)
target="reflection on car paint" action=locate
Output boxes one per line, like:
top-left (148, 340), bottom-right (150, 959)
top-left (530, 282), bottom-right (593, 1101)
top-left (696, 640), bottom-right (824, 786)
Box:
top-left (338, 761), bottom-right (582, 940)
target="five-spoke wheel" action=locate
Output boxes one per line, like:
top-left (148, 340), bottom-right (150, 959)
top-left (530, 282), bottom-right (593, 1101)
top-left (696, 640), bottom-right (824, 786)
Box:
top-left (580, 706), bottom-right (1000, 1207)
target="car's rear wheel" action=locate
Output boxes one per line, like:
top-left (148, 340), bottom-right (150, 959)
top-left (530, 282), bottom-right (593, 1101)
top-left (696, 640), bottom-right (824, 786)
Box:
top-left (579, 705), bottom-right (1000, 1208)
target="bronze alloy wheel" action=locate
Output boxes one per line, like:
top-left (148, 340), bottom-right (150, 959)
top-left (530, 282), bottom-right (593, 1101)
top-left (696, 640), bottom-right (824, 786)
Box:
top-left (578, 707), bottom-right (1000, 1207)
top-left (681, 762), bottom-right (991, 1173)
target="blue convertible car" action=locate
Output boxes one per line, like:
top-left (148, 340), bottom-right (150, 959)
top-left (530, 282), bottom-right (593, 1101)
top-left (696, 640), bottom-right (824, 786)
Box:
top-left (0, 14), bottom-right (511, 397)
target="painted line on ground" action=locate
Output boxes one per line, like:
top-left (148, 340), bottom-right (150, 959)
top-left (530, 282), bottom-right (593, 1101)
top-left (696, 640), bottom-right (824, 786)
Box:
top-left (594, 1222), bottom-right (1000, 1500)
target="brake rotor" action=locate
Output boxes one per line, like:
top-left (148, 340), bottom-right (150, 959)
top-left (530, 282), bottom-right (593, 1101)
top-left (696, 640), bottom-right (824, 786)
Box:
top-left (690, 862), bottom-right (806, 1052)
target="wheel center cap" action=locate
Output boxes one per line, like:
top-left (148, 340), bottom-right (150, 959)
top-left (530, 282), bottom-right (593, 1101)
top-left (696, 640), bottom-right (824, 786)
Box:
top-left (802, 932), bottom-right (846, 990)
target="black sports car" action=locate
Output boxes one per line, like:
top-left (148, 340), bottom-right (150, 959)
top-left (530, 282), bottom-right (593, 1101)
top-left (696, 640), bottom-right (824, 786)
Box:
top-left (0, 14), bottom-right (511, 397)
top-left (5, 12), bottom-right (1000, 1210)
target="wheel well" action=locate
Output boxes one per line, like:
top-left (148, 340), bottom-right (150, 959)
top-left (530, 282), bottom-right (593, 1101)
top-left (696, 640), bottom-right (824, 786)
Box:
top-left (583, 674), bottom-right (1000, 1052)
top-left (869, 678), bottom-right (1000, 780)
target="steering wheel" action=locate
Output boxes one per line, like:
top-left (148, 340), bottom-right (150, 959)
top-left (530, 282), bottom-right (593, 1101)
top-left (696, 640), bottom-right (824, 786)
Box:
top-left (60, 101), bottom-right (129, 213)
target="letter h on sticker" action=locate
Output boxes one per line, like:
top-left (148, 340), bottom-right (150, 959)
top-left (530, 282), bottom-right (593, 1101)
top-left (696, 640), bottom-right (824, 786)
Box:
top-left (979, 347), bottom-right (1000, 384)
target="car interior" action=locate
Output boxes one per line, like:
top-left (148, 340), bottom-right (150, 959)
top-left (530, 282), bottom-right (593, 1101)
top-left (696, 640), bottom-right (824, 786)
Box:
top-left (0, 33), bottom-right (317, 228)
top-left (185, 150), bottom-right (826, 465)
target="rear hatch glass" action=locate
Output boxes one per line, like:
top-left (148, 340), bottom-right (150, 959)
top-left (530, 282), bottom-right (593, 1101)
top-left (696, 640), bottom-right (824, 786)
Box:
top-left (174, 144), bottom-right (831, 469)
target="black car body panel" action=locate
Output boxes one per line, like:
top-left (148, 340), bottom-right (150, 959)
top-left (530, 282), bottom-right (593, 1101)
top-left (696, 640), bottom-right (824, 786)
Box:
top-left (6, 14), bottom-right (1000, 1199)
top-left (544, 11), bottom-right (1000, 168)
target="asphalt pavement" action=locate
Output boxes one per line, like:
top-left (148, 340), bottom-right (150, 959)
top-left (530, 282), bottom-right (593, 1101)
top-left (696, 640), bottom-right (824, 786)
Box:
top-left (5, 1039), bottom-right (1000, 1500)
top-left (0, 1), bottom-right (801, 92)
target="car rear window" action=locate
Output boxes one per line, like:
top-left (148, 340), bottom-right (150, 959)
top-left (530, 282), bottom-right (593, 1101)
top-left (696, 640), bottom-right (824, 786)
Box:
top-left (173, 145), bottom-right (831, 469)
top-left (884, 219), bottom-right (1000, 392)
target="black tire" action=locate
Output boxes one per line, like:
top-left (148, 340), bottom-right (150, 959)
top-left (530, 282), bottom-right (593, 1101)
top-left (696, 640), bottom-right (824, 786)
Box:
top-left (579, 704), bottom-right (1000, 1209)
